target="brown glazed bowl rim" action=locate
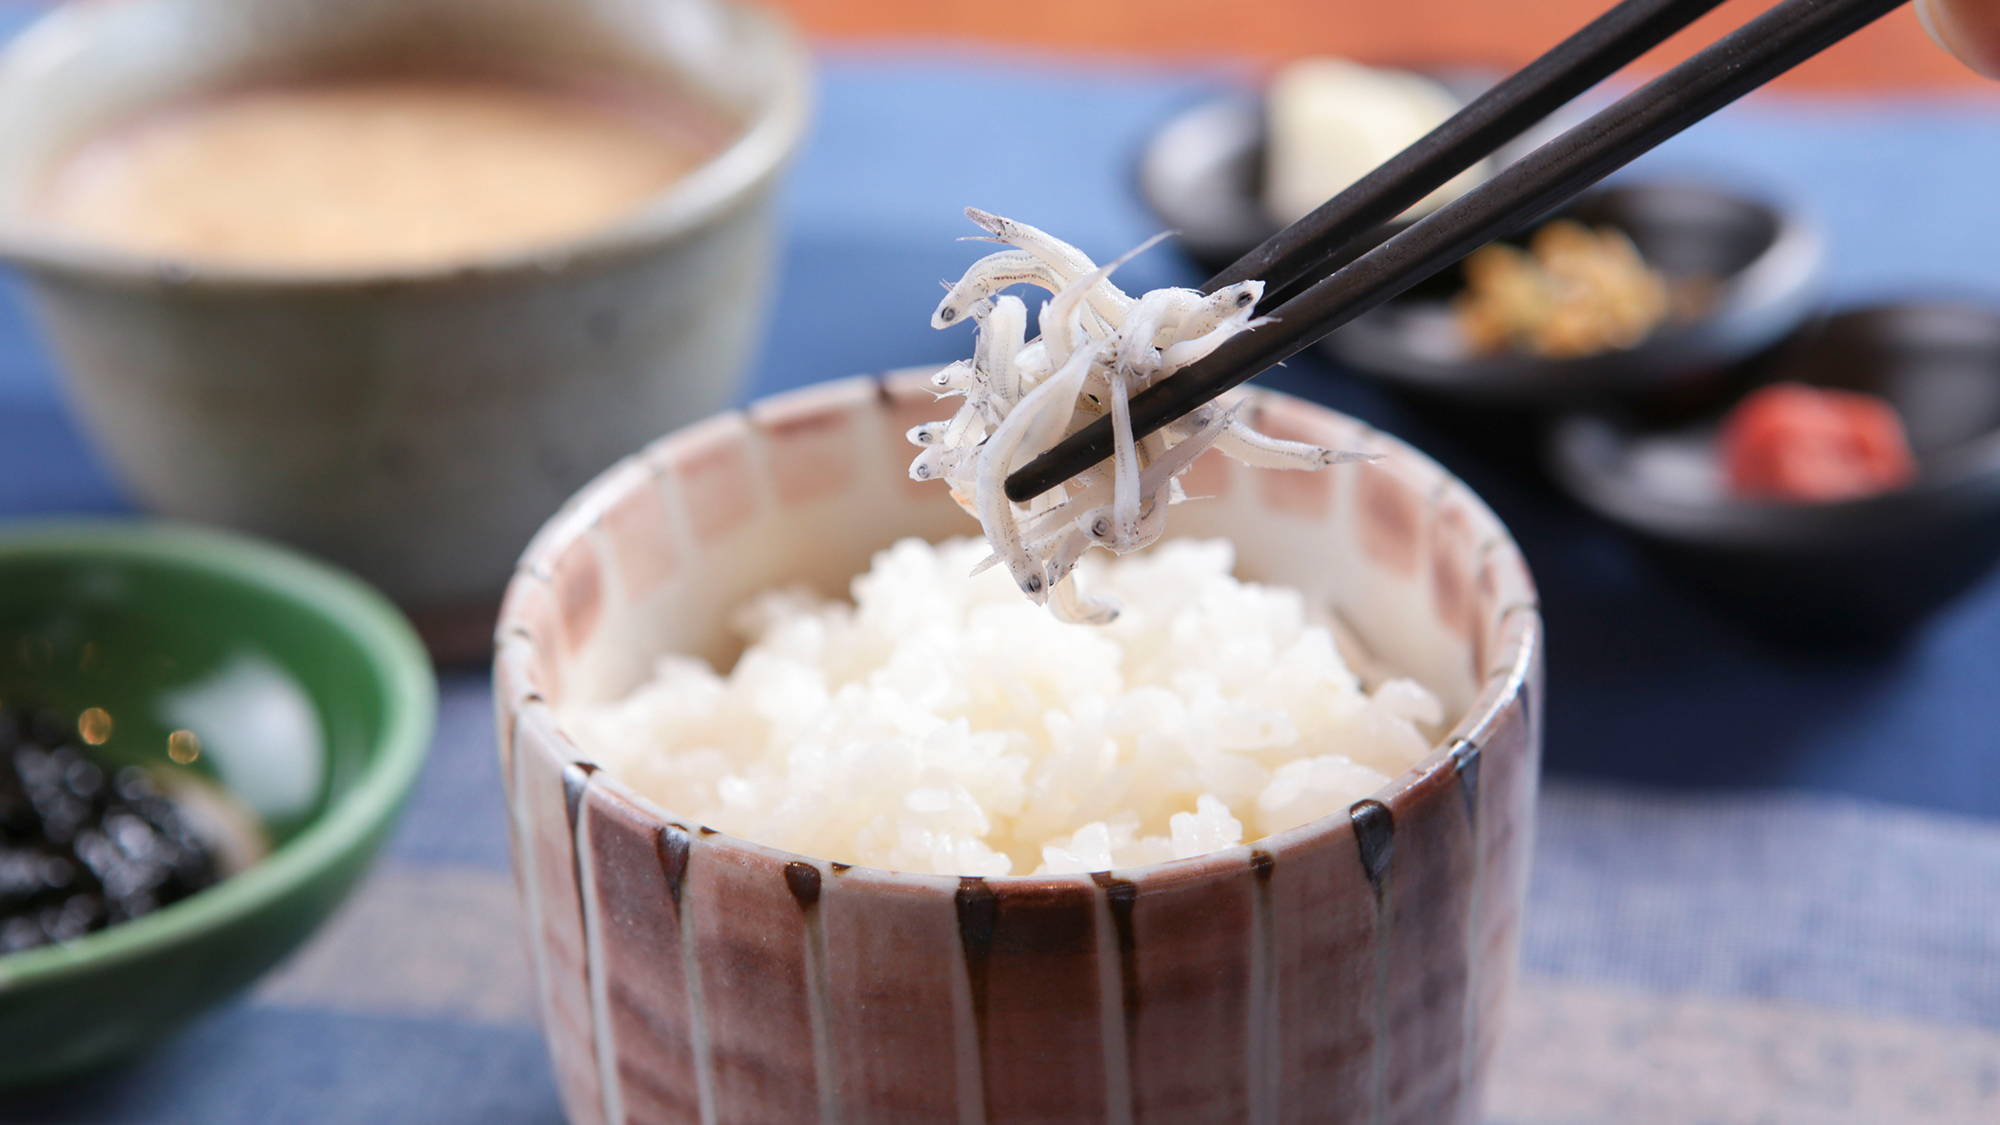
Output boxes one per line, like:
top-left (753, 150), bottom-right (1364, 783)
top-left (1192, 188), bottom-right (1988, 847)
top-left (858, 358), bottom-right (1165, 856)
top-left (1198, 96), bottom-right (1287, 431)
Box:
top-left (497, 374), bottom-right (1543, 886)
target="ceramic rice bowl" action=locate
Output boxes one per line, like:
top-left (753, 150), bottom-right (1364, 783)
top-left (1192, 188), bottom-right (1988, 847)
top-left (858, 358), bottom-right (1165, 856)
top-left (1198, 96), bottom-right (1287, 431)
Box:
top-left (493, 370), bottom-right (1543, 1125)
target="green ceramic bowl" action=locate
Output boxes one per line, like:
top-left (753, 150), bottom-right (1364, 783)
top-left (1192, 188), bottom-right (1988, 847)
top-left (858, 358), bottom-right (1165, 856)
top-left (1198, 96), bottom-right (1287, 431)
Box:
top-left (0, 520), bottom-right (435, 1087)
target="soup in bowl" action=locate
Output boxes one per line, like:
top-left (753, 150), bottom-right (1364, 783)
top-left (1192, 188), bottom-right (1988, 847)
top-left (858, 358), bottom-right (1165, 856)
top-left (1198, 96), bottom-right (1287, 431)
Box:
top-left (0, 0), bottom-right (809, 657)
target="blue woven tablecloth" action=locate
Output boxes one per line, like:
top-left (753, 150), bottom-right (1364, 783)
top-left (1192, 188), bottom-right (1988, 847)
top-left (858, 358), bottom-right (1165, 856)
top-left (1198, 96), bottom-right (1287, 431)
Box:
top-left (3, 37), bottom-right (1998, 1125)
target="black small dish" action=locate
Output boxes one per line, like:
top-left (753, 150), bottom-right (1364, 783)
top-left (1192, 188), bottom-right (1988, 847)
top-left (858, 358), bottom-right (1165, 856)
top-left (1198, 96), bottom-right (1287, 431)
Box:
top-left (1137, 92), bottom-right (1823, 410)
top-left (1547, 304), bottom-right (2000, 645)
top-left (1327, 182), bottom-right (1824, 407)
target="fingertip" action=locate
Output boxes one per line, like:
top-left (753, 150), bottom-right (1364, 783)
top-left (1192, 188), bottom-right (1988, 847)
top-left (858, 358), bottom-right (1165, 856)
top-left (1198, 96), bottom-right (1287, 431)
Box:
top-left (1918, 0), bottom-right (2000, 81)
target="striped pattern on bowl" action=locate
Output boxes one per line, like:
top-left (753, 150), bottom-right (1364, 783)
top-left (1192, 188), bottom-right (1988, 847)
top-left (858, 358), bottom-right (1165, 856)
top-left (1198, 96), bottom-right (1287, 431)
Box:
top-left (494, 371), bottom-right (1542, 1125)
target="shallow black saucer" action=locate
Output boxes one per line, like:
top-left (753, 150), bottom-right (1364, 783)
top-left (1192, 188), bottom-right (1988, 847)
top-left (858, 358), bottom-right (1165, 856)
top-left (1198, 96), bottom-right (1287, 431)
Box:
top-left (1327, 182), bottom-right (1824, 407)
top-left (1547, 303), bottom-right (2000, 645)
top-left (1137, 92), bottom-right (1823, 409)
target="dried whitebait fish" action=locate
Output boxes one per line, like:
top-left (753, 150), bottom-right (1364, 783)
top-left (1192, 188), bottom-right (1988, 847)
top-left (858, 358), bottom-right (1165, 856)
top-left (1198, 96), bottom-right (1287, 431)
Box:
top-left (934, 250), bottom-right (1059, 329)
top-left (910, 209), bottom-right (1380, 621)
top-left (963, 208), bottom-right (1134, 327)
top-left (1212, 416), bottom-right (1380, 471)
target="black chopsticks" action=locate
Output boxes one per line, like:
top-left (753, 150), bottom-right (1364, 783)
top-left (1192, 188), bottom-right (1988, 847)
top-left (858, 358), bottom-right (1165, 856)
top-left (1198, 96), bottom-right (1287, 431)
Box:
top-left (1004, 0), bottom-right (1910, 504)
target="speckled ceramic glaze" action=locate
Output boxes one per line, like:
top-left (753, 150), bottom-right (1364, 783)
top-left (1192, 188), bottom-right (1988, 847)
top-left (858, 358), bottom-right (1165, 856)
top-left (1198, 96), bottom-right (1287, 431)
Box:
top-left (0, 0), bottom-right (809, 656)
top-left (495, 372), bottom-right (1542, 1125)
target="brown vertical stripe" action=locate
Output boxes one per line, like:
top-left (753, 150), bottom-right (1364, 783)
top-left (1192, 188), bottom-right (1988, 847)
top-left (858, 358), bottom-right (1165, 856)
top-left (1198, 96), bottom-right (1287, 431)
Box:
top-left (1471, 676), bottom-right (1541, 1094)
top-left (1124, 857), bottom-right (1255, 1125)
top-left (585, 787), bottom-right (704, 1125)
top-left (1267, 823), bottom-right (1380, 1125)
top-left (518, 730), bottom-right (608, 1125)
top-left (566, 764), bottom-right (622, 1124)
top-left (1449, 739), bottom-right (1485, 1120)
top-left (976, 879), bottom-right (1107, 1124)
top-left (685, 846), bottom-right (819, 1125)
top-left (1246, 850), bottom-right (1280, 1125)
top-left (824, 870), bottom-right (966, 1123)
top-left (1379, 767), bottom-right (1478, 1125)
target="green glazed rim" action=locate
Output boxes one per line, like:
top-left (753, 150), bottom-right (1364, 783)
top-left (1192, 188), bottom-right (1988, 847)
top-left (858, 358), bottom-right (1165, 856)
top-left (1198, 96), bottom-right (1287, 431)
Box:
top-left (0, 518), bottom-right (436, 989)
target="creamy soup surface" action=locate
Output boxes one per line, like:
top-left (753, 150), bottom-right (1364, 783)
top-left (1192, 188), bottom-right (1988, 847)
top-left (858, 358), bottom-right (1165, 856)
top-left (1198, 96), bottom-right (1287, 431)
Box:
top-left (32, 76), bottom-right (716, 271)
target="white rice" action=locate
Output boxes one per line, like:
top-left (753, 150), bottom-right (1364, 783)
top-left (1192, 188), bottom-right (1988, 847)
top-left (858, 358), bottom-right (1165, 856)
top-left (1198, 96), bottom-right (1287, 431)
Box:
top-left (565, 537), bottom-right (1441, 876)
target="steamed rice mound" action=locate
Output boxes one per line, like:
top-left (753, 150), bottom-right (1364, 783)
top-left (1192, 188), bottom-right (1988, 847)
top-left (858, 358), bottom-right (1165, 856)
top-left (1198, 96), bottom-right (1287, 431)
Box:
top-left (566, 537), bottom-right (1442, 876)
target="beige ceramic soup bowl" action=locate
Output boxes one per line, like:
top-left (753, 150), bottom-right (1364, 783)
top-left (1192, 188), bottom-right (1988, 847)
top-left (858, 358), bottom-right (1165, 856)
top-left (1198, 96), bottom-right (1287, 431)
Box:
top-left (495, 371), bottom-right (1542, 1125)
top-left (0, 0), bottom-right (809, 658)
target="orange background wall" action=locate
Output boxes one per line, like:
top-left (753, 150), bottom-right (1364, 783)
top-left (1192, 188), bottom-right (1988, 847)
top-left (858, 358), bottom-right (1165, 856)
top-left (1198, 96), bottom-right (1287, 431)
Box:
top-left (767, 0), bottom-right (1992, 92)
